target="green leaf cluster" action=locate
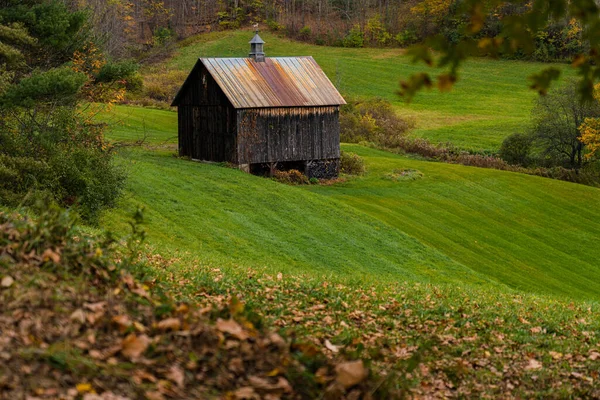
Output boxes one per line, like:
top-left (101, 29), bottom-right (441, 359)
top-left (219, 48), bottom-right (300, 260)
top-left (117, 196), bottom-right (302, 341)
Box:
top-left (400, 0), bottom-right (600, 102)
top-left (0, 67), bottom-right (87, 108)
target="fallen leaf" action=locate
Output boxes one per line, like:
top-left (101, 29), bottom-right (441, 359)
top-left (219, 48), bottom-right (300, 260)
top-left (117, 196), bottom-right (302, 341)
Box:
top-left (121, 334), bottom-right (150, 360)
top-left (70, 309), bottom-right (86, 324)
top-left (276, 273), bottom-right (283, 281)
top-left (325, 340), bottom-right (340, 354)
top-left (145, 391), bottom-right (165, 400)
top-left (76, 383), bottom-right (94, 394)
top-left (41, 248), bottom-right (61, 263)
top-left (167, 365), bottom-right (185, 388)
top-left (234, 387), bottom-right (257, 399)
top-left (131, 287), bottom-right (151, 299)
top-left (112, 315), bottom-right (132, 332)
top-left (524, 359), bottom-right (542, 371)
top-left (157, 318), bottom-right (181, 332)
top-left (530, 326), bottom-right (542, 334)
top-left (335, 360), bottom-right (368, 388)
top-left (84, 302), bottom-right (107, 312)
top-left (589, 351), bottom-right (600, 361)
top-left (133, 370), bottom-right (157, 384)
top-left (1, 276), bottom-right (14, 288)
top-left (248, 376), bottom-right (292, 393)
top-left (216, 318), bottom-right (248, 340)
top-left (133, 321), bottom-right (147, 332)
top-left (549, 351), bottom-right (563, 360)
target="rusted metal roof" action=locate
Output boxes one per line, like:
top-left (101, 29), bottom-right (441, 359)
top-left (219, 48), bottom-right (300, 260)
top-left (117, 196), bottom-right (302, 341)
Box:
top-left (173, 57), bottom-right (346, 109)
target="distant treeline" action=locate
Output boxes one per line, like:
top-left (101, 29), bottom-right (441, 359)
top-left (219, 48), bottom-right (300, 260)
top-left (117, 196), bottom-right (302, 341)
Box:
top-left (75, 0), bottom-right (590, 62)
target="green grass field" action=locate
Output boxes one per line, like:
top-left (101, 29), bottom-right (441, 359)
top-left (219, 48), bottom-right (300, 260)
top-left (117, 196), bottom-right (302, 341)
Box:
top-left (101, 104), bottom-right (600, 301)
top-left (166, 30), bottom-right (575, 152)
top-left (97, 32), bottom-right (600, 302)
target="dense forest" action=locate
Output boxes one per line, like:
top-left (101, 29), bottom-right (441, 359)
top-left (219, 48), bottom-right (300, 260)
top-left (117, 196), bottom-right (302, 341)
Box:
top-left (78, 0), bottom-right (590, 62)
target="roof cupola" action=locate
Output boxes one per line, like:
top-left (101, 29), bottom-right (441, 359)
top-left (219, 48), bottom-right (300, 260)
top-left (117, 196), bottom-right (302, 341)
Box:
top-left (249, 28), bottom-right (265, 62)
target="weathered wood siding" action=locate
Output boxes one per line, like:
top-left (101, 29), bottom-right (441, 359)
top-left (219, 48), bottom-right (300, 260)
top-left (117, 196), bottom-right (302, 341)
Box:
top-left (177, 63), bottom-right (237, 162)
top-left (237, 106), bottom-right (340, 165)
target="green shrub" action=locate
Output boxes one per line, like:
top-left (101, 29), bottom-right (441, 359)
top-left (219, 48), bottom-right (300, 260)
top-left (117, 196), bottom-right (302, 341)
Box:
top-left (343, 25), bottom-right (364, 48)
top-left (0, 155), bottom-right (55, 205)
top-left (395, 30), bottom-right (418, 47)
top-left (48, 145), bottom-right (126, 222)
top-left (340, 151), bottom-right (366, 175)
top-left (299, 26), bottom-right (312, 40)
top-left (266, 19), bottom-right (283, 32)
top-left (340, 97), bottom-right (414, 148)
top-left (499, 133), bottom-right (533, 166)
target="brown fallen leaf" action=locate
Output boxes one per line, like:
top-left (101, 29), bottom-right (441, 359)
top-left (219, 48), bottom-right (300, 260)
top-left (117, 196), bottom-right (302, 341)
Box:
top-left (247, 376), bottom-right (292, 393)
top-left (524, 359), bottom-right (542, 371)
top-left (131, 287), bottom-right (151, 299)
top-left (84, 302), bottom-right (107, 312)
top-left (335, 360), bottom-right (368, 388)
top-left (41, 248), bottom-right (61, 263)
top-left (145, 391), bottom-right (165, 400)
top-left (167, 365), bottom-right (185, 388)
top-left (325, 339), bottom-right (340, 354)
top-left (121, 334), bottom-right (151, 360)
top-left (112, 315), bottom-right (132, 332)
top-left (132, 370), bottom-right (157, 384)
top-left (82, 393), bottom-right (130, 400)
top-left (234, 387), bottom-right (258, 399)
top-left (216, 318), bottom-right (248, 340)
top-left (70, 309), bottom-right (86, 324)
top-left (157, 318), bottom-right (181, 332)
top-left (1, 275), bottom-right (14, 288)
top-left (589, 351), bottom-right (600, 361)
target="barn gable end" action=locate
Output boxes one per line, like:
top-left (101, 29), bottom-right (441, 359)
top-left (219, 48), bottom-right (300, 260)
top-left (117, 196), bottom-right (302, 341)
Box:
top-left (173, 61), bottom-right (237, 163)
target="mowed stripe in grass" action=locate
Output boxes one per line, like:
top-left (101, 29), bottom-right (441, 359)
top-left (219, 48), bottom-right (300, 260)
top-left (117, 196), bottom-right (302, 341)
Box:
top-left (104, 148), bottom-right (488, 286)
top-left (170, 30), bottom-right (574, 151)
top-left (310, 145), bottom-right (600, 300)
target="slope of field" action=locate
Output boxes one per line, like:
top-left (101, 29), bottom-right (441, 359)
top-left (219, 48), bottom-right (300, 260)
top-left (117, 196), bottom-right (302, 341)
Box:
top-left (310, 145), bottom-right (600, 300)
top-left (101, 106), bottom-right (600, 300)
top-left (104, 147), bottom-right (488, 287)
top-left (167, 30), bottom-right (574, 152)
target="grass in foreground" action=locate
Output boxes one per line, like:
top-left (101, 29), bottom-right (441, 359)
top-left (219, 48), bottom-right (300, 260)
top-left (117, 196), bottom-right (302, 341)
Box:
top-left (168, 30), bottom-right (575, 152)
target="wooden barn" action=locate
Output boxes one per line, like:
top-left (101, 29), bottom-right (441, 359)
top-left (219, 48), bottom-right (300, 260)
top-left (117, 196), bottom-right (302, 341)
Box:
top-left (171, 32), bottom-right (346, 179)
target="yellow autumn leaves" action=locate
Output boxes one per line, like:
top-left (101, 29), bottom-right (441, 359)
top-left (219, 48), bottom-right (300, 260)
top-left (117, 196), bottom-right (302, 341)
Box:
top-left (578, 84), bottom-right (600, 160)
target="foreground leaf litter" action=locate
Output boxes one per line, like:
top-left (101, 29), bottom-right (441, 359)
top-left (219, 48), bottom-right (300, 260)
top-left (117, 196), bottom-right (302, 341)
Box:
top-left (1, 209), bottom-right (600, 399)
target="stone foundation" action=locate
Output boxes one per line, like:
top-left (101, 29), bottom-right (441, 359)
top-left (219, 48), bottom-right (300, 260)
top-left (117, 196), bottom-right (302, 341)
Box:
top-left (306, 158), bottom-right (340, 180)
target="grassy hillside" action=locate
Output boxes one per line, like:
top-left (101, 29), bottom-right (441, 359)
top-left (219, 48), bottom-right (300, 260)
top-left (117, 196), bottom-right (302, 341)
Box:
top-left (101, 107), bottom-right (600, 300)
top-left (105, 147), bottom-right (488, 287)
top-left (311, 145), bottom-right (600, 300)
top-left (166, 30), bottom-right (574, 152)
